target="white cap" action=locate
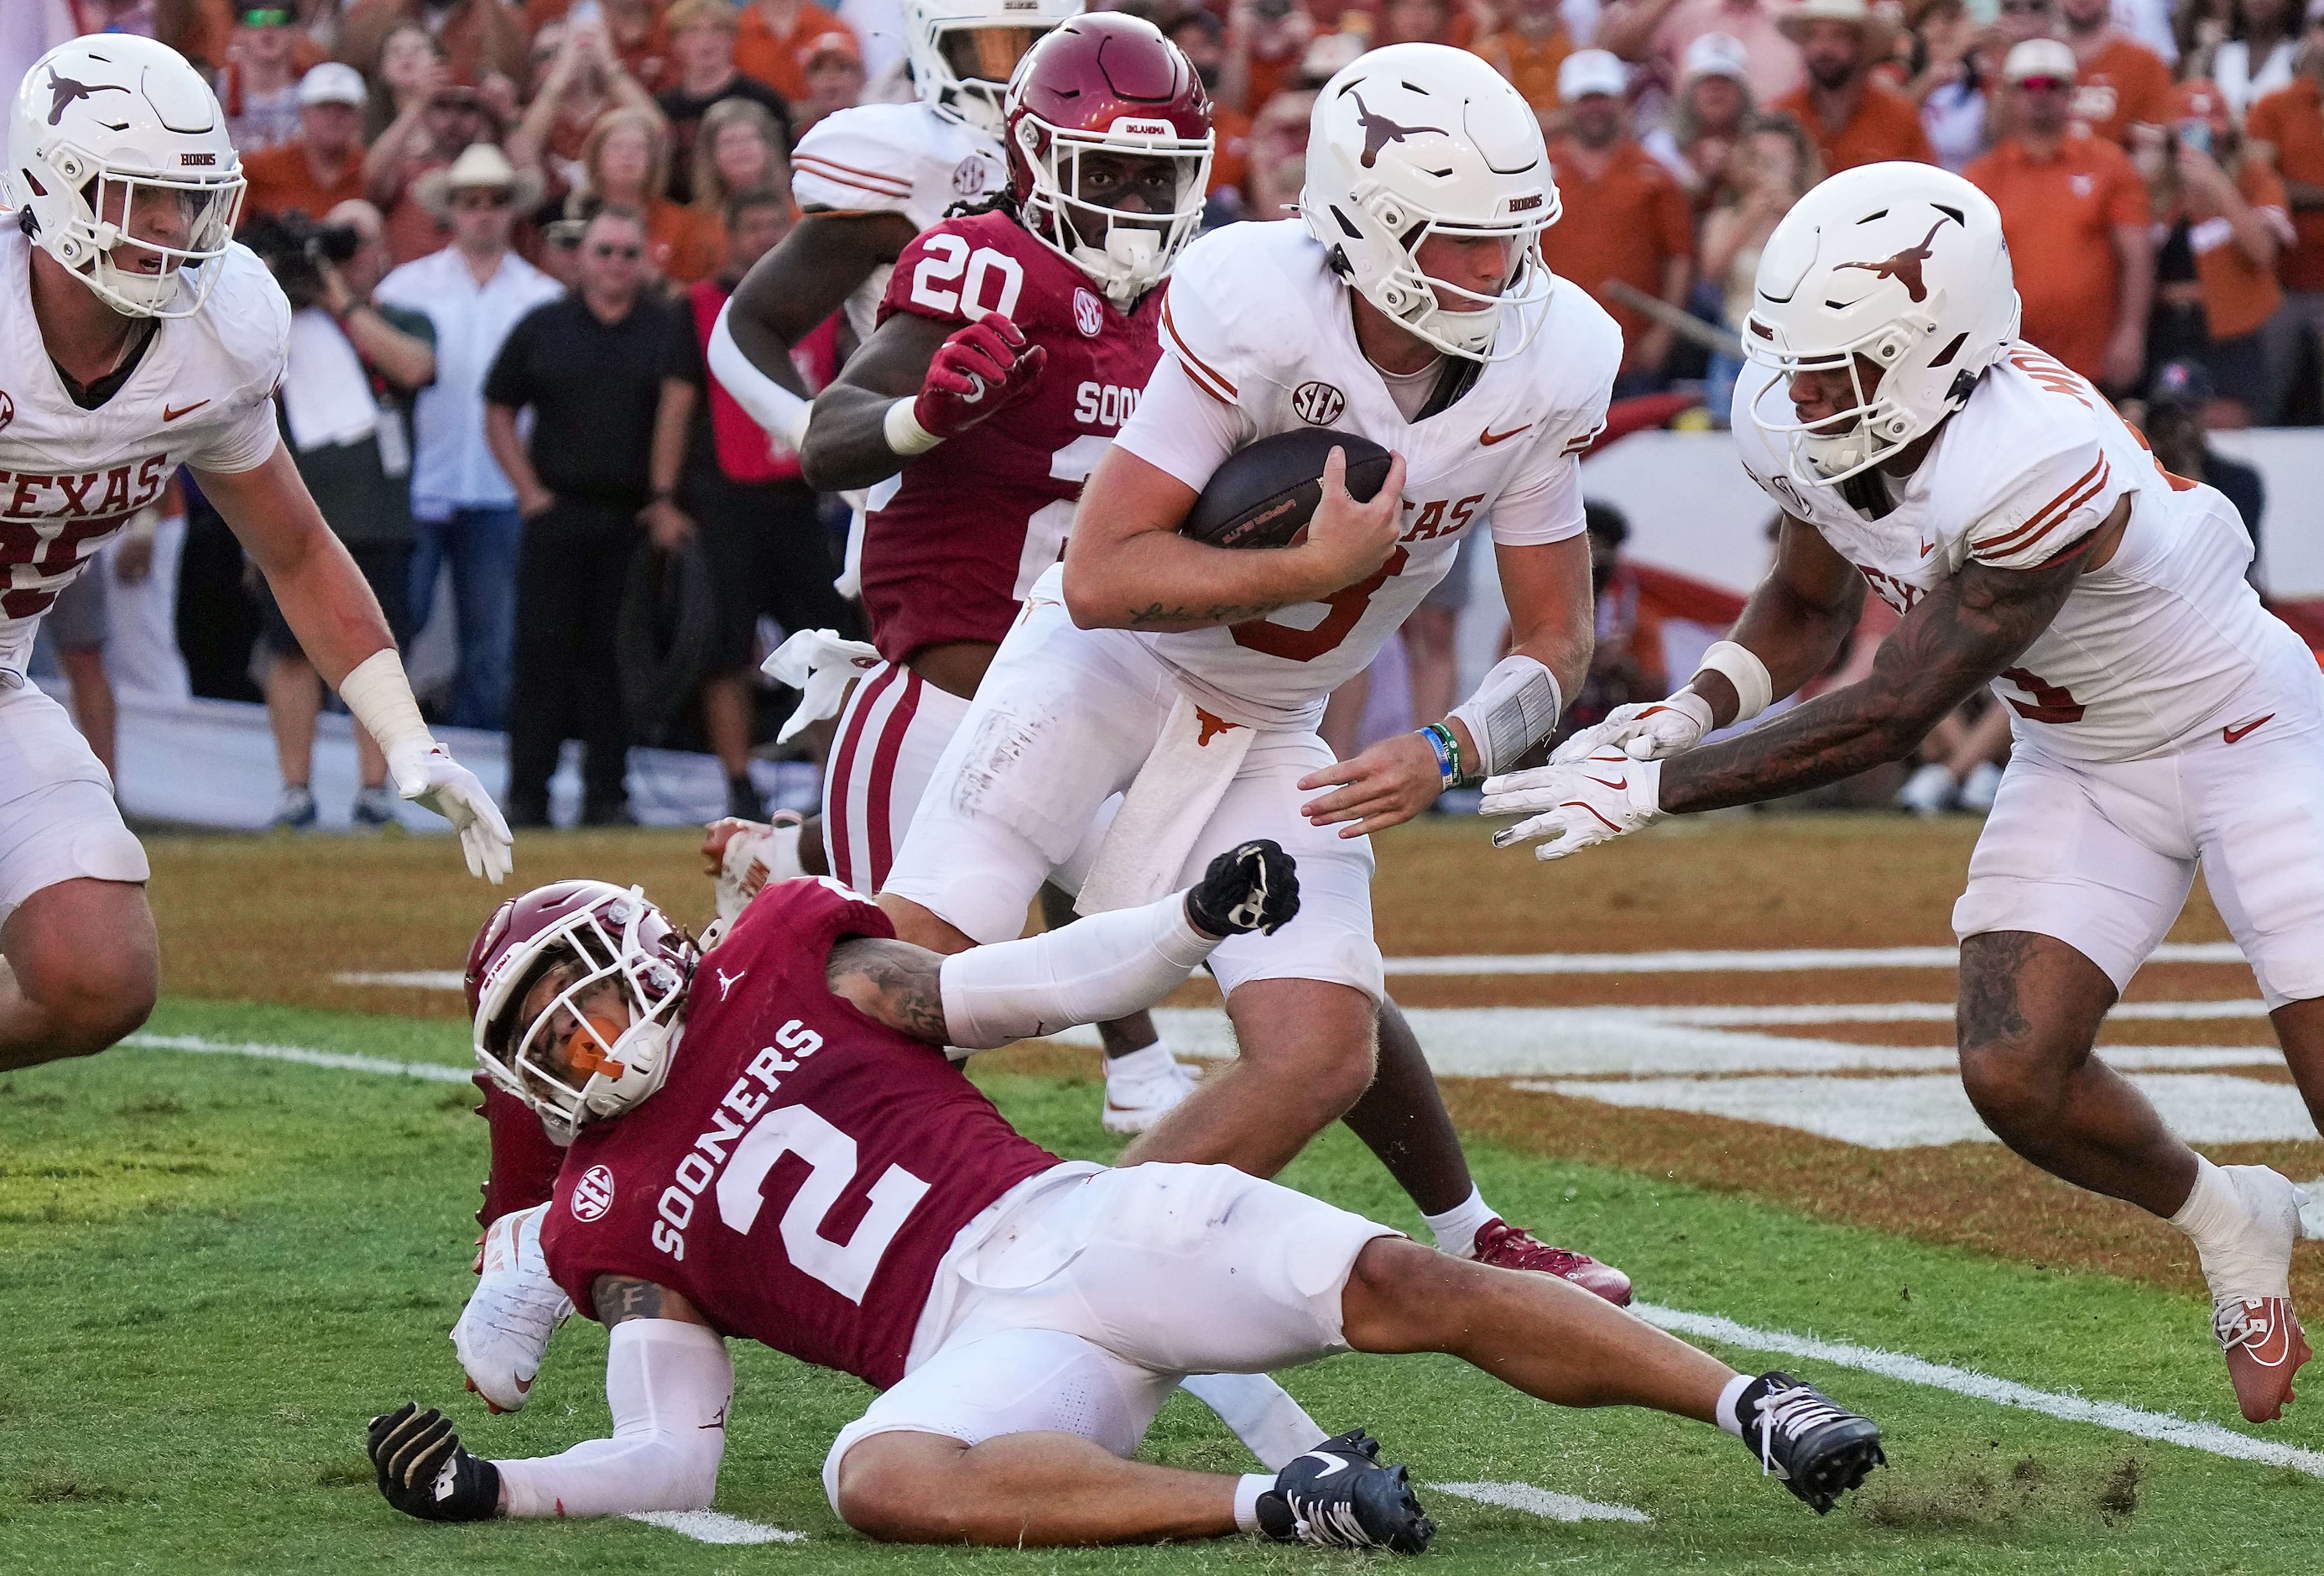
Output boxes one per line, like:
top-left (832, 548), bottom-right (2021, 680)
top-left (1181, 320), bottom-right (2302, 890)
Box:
top-left (1557, 48), bottom-right (1629, 102)
top-left (1680, 30), bottom-right (1750, 84)
top-left (298, 61), bottom-right (367, 107)
top-left (2003, 37), bottom-right (2077, 82)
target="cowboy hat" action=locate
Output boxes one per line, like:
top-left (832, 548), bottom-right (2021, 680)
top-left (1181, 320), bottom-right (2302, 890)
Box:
top-left (1776, 0), bottom-right (1901, 58)
top-left (414, 142), bottom-right (545, 218)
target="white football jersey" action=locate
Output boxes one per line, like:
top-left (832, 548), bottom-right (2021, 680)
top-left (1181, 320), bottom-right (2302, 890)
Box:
top-left (1735, 345), bottom-right (2316, 762)
top-left (1114, 220), bottom-right (1620, 729)
top-left (788, 102), bottom-right (1007, 342)
top-left (0, 230), bottom-right (287, 686)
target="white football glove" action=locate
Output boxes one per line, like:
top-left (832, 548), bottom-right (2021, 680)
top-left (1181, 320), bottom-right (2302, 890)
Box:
top-left (387, 738), bottom-right (514, 885)
top-left (1551, 691), bottom-right (1716, 764)
top-left (703, 811), bottom-right (805, 925)
top-left (1482, 750), bottom-right (1665, 861)
top-left (453, 1203), bottom-right (573, 1414)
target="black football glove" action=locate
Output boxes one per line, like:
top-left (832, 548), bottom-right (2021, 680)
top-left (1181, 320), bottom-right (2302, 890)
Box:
top-left (367, 1402), bottom-right (502, 1522)
top-left (1185, 839), bottom-right (1300, 938)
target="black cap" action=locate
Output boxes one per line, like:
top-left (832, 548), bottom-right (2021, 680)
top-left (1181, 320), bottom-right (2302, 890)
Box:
top-left (2148, 358), bottom-right (2215, 412)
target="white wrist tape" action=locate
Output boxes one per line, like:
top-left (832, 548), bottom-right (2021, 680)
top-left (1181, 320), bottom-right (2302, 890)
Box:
top-left (337, 647), bottom-right (434, 756)
top-left (1447, 654), bottom-right (1562, 778)
top-left (938, 890), bottom-right (1219, 1052)
top-left (882, 397), bottom-right (944, 457)
top-left (706, 298), bottom-right (813, 451)
top-left (1693, 639), bottom-right (1774, 723)
top-left (497, 1319), bottom-right (732, 1519)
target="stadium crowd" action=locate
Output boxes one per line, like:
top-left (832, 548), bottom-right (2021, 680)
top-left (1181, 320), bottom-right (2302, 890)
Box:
top-left (3, 0), bottom-right (2306, 827)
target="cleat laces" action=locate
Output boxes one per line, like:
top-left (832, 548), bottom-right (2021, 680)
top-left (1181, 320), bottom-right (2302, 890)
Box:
top-left (1753, 1384), bottom-right (1851, 1478)
top-left (2214, 1299), bottom-right (2291, 1360)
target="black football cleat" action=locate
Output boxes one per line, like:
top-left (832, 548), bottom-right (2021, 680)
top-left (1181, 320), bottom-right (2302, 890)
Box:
top-left (1734, 1371), bottom-right (1886, 1514)
top-left (1256, 1429), bottom-right (1436, 1554)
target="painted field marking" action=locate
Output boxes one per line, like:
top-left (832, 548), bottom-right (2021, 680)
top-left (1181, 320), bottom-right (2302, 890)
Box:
top-left (1649, 999), bottom-right (2269, 1025)
top-left (338, 969), bottom-right (466, 990)
top-left (1638, 1302), bottom-right (2324, 1480)
top-left (125, 1031), bottom-right (472, 1084)
top-left (1431, 1481), bottom-right (1650, 1523)
top-left (1536, 1072), bottom-right (2319, 1148)
top-left (626, 1510), bottom-right (803, 1545)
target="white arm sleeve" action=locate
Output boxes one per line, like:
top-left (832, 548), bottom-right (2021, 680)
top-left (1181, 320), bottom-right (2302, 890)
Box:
top-left (938, 890), bottom-right (1222, 1051)
top-left (1112, 353), bottom-right (1255, 493)
top-left (494, 1319), bottom-right (732, 1519)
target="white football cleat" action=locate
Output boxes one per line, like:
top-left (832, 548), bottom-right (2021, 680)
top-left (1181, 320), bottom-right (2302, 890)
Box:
top-left (1102, 1046), bottom-right (1198, 1135)
top-left (1957, 760), bottom-right (2004, 813)
top-left (1896, 762), bottom-right (1956, 817)
top-left (2204, 1166), bottom-right (2311, 1423)
top-left (452, 1203), bottom-right (575, 1414)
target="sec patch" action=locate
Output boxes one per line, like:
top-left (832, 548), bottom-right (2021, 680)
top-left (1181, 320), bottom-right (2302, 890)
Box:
top-left (1073, 287), bottom-right (1103, 338)
top-left (571, 1164), bottom-right (617, 1221)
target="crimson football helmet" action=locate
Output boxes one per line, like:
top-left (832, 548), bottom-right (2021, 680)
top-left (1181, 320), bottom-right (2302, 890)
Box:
top-left (1004, 13), bottom-right (1212, 306)
top-left (466, 881), bottom-right (697, 1143)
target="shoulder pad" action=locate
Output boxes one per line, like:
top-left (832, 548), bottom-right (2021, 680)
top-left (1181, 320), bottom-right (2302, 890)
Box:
top-left (1157, 220), bottom-right (1334, 404)
top-left (1962, 435), bottom-right (2123, 568)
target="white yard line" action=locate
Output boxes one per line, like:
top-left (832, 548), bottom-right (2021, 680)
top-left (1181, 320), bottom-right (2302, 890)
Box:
top-left (1636, 1302), bottom-right (2324, 1479)
top-left (1381, 942), bottom-right (2245, 975)
top-left (626, 1510), bottom-right (803, 1544)
top-left (1430, 1482), bottom-right (1650, 1522)
top-left (336, 969), bottom-right (467, 990)
top-left (123, 1031), bottom-right (472, 1084)
top-left (1647, 999), bottom-right (2269, 1025)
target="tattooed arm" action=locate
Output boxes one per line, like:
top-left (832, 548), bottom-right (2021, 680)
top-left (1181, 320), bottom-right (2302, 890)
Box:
top-left (826, 937), bottom-right (952, 1042)
top-left (591, 1276), bottom-right (712, 1328)
top-left (1657, 514), bottom-right (2105, 814)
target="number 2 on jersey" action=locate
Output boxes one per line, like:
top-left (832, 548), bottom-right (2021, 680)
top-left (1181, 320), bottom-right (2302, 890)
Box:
top-left (909, 235), bottom-right (1024, 322)
top-left (716, 1104), bottom-right (931, 1303)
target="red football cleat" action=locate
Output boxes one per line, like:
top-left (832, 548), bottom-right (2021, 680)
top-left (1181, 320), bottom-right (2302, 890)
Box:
top-left (1469, 1218), bottom-right (1634, 1306)
top-left (2217, 1296), bottom-right (2311, 1423)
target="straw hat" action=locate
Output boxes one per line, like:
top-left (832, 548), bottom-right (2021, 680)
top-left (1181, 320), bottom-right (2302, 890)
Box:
top-left (414, 142), bottom-right (545, 218)
top-left (1776, 0), bottom-right (1901, 59)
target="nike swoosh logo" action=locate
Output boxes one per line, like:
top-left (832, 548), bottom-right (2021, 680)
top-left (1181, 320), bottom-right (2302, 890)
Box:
top-left (2223, 714), bottom-right (2274, 744)
top-left (1581, 775), bottom-right (1625, 790)
top-left (1479, 423), bottom-right (1533, 446)
top-left (162, 399), bottom-right (210, 422)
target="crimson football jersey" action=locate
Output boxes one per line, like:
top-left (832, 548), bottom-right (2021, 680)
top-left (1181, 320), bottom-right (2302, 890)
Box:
top-left (539, 877), bottom-right (1060, 1389)
top-left (860, 208), bottom-right (1163, 665)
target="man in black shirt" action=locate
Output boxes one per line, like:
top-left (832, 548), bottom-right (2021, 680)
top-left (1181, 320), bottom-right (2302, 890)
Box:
top-left (484, 206), bottom-right (677, 826)
top-left (2143, 358), bottom-right (2267, 574)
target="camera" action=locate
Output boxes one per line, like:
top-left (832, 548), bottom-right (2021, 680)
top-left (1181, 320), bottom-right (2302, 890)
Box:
top-left (242, 211), bottom-right (362, 311)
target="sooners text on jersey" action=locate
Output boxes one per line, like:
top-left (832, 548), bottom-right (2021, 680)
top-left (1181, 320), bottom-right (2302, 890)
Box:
top-left (0, 231), bottom-right (287, 683)
top-left (539, 878), bottom-right (1059, 1389)
top-left (862, 209), bottom-right (1162, 664)
top-left (1128, 220), bottom-right (1621, 727)
top-left (1735, 346), bottom-right (2318, 762)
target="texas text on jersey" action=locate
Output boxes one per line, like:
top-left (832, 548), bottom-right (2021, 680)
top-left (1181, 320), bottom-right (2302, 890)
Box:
top-left (1118, 218), bottom-right (1622, 728)
top-left (788, 102), bottom-right (1008, 344)
top-left (1733, 346), bottom-right (2316, 764)
top-left (539, 878), bottom-right (1060, 1388)
top-left (863, 209), bottom-right (1162, 665)
top-left (0, 228), bottom-right (287, 684)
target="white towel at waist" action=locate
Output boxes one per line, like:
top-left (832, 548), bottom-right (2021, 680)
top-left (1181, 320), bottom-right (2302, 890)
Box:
top-left (763, 627), bottom-right (882, 742)
top-left (1074, 690), bottom-right (1254, 916)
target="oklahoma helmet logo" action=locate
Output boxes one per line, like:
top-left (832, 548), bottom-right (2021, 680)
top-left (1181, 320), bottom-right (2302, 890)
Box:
top-left (1834, 219), bottom-right (1947, 304)
top-left (571, 1165), bottom-right (617, 1222)
top-left (1292, 380), bottom-right (1346, 425)
top-left (1072, 288), bottom-right (1103, 337)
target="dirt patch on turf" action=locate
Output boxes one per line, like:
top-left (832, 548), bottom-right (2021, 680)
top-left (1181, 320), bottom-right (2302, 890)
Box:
top-left (1857, 1452), bottom-right (2148, 1532)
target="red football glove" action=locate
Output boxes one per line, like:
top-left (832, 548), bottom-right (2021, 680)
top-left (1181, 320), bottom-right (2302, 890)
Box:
top-left (911, 313), bottom-right (1048, 440)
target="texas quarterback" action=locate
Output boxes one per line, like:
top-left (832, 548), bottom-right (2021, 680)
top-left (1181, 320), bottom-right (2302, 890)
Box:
top-left (1487, 161), bottom-right (2324, 1425)
top-left (872, 43), bottom-right (1619, 1283)
top-left (0, 36), bottom-right (508, 1074)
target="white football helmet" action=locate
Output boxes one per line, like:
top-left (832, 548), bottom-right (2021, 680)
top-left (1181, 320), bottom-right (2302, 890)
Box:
top-left (907, 0), bottom-right (1086, 136)
top-left (5, 35), bottom-right (245, 319)
top-left (469, 881), bottom-right (698, 1144)
top-left (1300, 43), bottom-right (1561, 363)
top-left (1742, 162), bottom-right (2020, 486)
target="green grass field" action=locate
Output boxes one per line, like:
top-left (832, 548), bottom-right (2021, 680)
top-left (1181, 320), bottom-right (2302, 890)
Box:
top-left (6, 994), bottom-right (2321, 1573)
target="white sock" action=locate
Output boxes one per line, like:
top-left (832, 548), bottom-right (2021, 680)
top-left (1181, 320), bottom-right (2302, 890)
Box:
top-left (1714, 1373), bottom-right (1754, 1439)
top-left (1232, 1472), bottom-right (1274, 1532)
top-left (1420, 1186), bottom-right (1499, 1259)
top-left (2172, 1156), bottom-right (2289, 1300)
top-left (1105, 1039), bottom-right (1177, 1087)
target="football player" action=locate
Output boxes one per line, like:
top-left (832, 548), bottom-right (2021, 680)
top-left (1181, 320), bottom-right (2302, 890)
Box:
top-left (1486, 161), bottom-right (2324, 1426)
top-left (0, 38), bottom-right (508, 1074)
top-left (367, 857), bottom-right (1885, 1547)
top-left (868, 43), bottom-right (1623, 1282)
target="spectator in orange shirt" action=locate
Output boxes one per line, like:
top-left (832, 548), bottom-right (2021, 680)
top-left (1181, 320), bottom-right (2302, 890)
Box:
top-left (1966, 39), bottom-right (2152, 389)
top-left (509, 15), bottom-right (668, 218)
top-left (525, 0), bottom-right (676, 91)
top-left (219, 4), bottom-right (315, 152)
top-left (659, 0), bottom-right (796, 204)
top-left (241, 63), bottom-right (373, 225)
top-left (795, 29), bottom-right (868, 137)
top-left (677, 95), bottom-right (793, 273)
top-left (367, 77), bottom-right (508, 264)
top-left (1221, 0), bottom-right (1317, 115)
top-left (2056, 0), bottom-right (2172, 147)
top-left (734, 0), bottom-right (857, 104)
top-left (1540, 50), bottom-right (1697, 390)
top-left (338, 0), bottom-right (531, 89)
top-left (1473, 0), bottom-right (1578, 112)
top-left (2248, 1), bottom-right (2324, 421)
top-left (1165, 9), bottom-right (1251, 202)
top-left (566, 107), bottom-right (710, 281)
top-left (1772, 0), bottom-right (1934, 172)
top-left (2135, 79), bottom-right (2293, 425)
